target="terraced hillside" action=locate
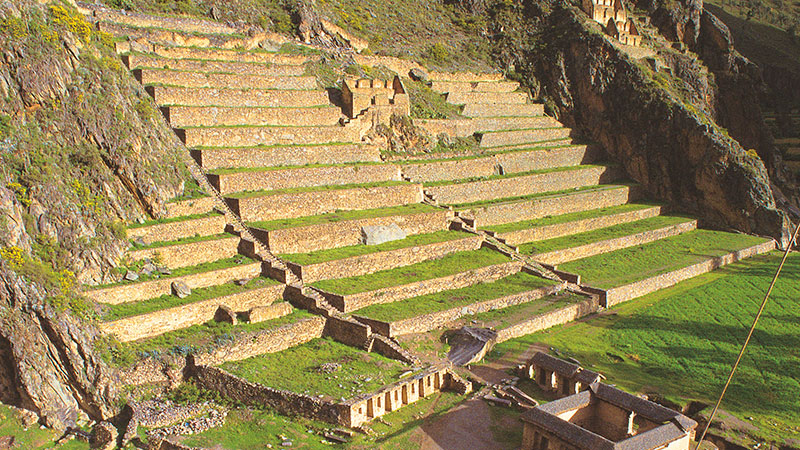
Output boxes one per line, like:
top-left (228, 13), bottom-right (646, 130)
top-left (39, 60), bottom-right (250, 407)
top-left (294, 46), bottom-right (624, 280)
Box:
top-left (76, 2), bottom-right (777, 445)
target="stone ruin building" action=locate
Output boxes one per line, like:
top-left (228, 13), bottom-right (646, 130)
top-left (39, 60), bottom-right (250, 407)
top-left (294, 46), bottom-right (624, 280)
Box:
top-left (520, 353), bottom-right (697, 450)
top-left (581, 0), bottom-right (642, 46)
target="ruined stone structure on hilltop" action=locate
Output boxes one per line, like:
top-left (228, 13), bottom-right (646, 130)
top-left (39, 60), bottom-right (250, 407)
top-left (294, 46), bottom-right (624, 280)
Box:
top-left (581, 0), bottom-right (642, 46)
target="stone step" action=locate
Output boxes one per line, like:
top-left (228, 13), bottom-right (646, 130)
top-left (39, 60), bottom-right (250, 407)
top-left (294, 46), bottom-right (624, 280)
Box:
top-left (147, 44), bottom-right (308, 65)
top-left (99, 284), bottom-right (287, 342)
top-left (163, 105), bottom-right (342, 128)
top-left (98, 21), bottom-right (271, 51)
top-left (427, 72), bottom-right (504, 82)
top-left (81, 3), bottom-right (238, 35)
top-left (191, 144), bottom-right (382, 169)
top-left (494, 205), bottom-right (665, 246)
top-left (480, 128), bottom-right (574, 149)
top-left (283, 231), bottom-right (483, 283)
top-left (249, 204), bottom-right (452, 254)
top-left (147, 86), bottom-right (330, 108)
top-left (84, 260), bottom-right (264, 305)
top-left (127, 234), bottom-right (241, 269)
top-left (461, 103), bottom-right (544, 118)
top-left (226, 182), bottom-right (424, 223)
top-left (471, 116), bottom-right (561, 132)
top-left (530, 218), bottom-right (698, 266)
top-left (134, 68), bottom-right (317, 90)
top-left (431, 81), bottom-right (521, 93)
top-left (127, 212), bottom-right (228, 245)
top-left (123, 54), bottom-right (306, 77)
top-left (457, 184), bottom-right (640, 229)
top-left (402, 145), bottom-right (595, 183)
top-left (446, 91), bottom-right (529, 105)
top-left (426, 165), bottom-right (617, 206)
top-left (176, 125), bottom-right (360, 147)
top-left (208, 163), bottom-right (401, 195)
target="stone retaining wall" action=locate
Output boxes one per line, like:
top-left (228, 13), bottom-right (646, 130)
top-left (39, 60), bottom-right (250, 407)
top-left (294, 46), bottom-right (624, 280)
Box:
top-left (428, 72), bottom-right (503, 82)
top-left (248, 302), bottom-right (293, 323)
top-left (192, 144), bottom-right (382, 170)
top-left (533, 220), bottom-right (697, 265)
top-left (210, 164), bottom-right (400, 195)
top-left (462, 103), bottom-right (544, 117)
top-left (124, 54), bottom-right (306, 77)
top-left (127, 214), bottom-right (227, 245)
top-left (86, 5), bottom-right (237, 34)
top-left (415, 119), bottom-right (476, 138)
top-left (461, 185), bottom-right (636, 228)
top-left (151, 45), bottom-right (308, 65)
top-left (127, 236), bottom-right (240, 269)
top-left (431, 80), bottom-right (519, 93)
top-left (447, 91), bottom-right (528, 105)
top-left (428, 166), bottom-right (615, 206)
top-left (136, 69), bottom-right (316, 90)
top-left (98, 20), bottom-right (262, 51)
top-left (287, 235), bottom-right (483, 283)
top-left (255, 209), bottom-right (451, 254)
top-left (473, 116), bottom-right (560, 132)
top-left (179, 124), bottom-right (360, 148)
top-left (603, 240), bottom-right (776, 307)
top-left (149, 86), bottom-right (328, 108)
top-left (319, 260), bottom-right (524, 313)
top-left (480, 127), bottom-right (572, 148)
top-left (165, 197), bottom-right (216, 218)
top-left (355, 281), bottom-right (566, 337)
top-left (165, 105), bottom-right (341, 128)
top-left (229, 183), bottom-right (423, 222)
top-left (495, 146), bottom-right (594, 173)
top-left (323, 316), bottom-right (371, 348)
top-left (85, 262), bottom-right (264, 305)
top-left (495, 297), bottom-right (600, 343)
top-left (99, 285), bottom-right (286, 342)
top-left (352, 55), bottom-right (425, 77)
top-left (498, 206), bottom-right (662, 246)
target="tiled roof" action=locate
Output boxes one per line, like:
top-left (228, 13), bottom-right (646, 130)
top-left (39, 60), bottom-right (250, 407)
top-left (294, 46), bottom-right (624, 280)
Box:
top-left (529, 352), bottom-right (580, 377)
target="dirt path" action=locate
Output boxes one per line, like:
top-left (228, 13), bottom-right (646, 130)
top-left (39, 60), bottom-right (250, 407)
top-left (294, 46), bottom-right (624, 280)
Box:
top-left (415, 398), bottom-right (510, 450)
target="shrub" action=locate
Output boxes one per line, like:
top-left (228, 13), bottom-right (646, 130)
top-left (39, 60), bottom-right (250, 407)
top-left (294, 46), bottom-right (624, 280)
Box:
top-left (426, 43), bottom-right (451, 62)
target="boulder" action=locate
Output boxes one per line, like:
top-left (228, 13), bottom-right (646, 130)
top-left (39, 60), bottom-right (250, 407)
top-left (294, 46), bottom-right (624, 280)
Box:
top-left (214, 305), bottom-right (237, 325)
top-left (123, 271), bottom-right (139, 282)
top-left (361, 224), bottom-right (406, 246)
top-left (409, 68), bottom-right (428, 83)
top-left (171, 281), bottom-right (191, 298)
top-left (89, 421), bottom-right (117, 450)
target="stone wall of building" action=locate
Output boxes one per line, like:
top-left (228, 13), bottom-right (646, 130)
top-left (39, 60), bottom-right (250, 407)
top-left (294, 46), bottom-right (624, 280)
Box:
top-left (149, 86), bottom-right (326, 108)
top-left (603, 240), bottom-right (776, 307)
top-left (100, 285), bottom-right (286, 342)
top-left (256, 209), bottom-right (450, 255)
top-left (496, 297), bottom-right (600, 343)
top-left (288, 235), bottom-right (483, 283)
top-left (127, 236), bottom-right (240, 269)
top-left (230, 184), bottom-right (423, 222)
top-left (127, 214), bottom-right (227, 245)
top-left (319, 260), bottom-right (524, 313)
top-left (165, 105), bottom-right (342, 128)
top-left (85, 262), bottom-right (264, 305)
top-left (192, 144), bottom-right (382, 170)
top-left (533, 219), bottom-right (697, 265)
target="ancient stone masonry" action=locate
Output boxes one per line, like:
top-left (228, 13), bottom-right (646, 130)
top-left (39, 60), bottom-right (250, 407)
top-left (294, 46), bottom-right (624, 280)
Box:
top-left (581, 0), bottom-right (642, 46)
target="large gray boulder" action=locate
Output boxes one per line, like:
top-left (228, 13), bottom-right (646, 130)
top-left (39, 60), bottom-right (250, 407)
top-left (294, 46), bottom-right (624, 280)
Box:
top-left (361, 224), bottom-right (406, 246)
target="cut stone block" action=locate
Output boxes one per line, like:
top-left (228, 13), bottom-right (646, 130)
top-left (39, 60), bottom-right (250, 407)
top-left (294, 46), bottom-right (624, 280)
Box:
top-left (361, 224), bottom-right (407, 246)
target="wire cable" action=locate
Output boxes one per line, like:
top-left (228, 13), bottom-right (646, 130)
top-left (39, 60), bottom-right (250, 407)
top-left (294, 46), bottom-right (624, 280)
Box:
top-left (693, 223), bottom-right (799, 449)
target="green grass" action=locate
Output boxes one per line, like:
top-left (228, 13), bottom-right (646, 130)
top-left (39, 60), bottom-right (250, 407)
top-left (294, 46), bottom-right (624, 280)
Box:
top-left (311, 247), bottom-right (510, 295)
top-left (248, 203), bottom-right (439, 231)
top-left (221, 338), bottom-right (411, 399)
top-left (489, 252), bottom-right (800, 445)
top-left (422, 164), bottom-right (604, 188)
top-left (560, 230), bottom-right (770, 289)
top-left (98, 255), bottom-right (256, 288)
top-left (101, 277), bottom-right (279, 321)
top-left (122, 309), bottom-right (312, 360)
top-left (454, 184), bottom-right (632, 210)
top-left (225, 180), bottom-right (413, 199)
top-left (518, 215), bottom-right (694, 254)
top-left (404, 77), bottom-right (464, 119)
top-left (281, 230), bottom-right (472, 265)
top-left (0, 404), bottom-right (88, 450)
top-left (207, 160), bottom-right (385, 176)
top-left (130, 232), bottom-right (234, 250)
top-left (485, 203), bottom-right (657, 234)
top-left (127, 210), bottom-right (221, 229)
top-left (354, 271), bottom-right (556, 321)
top-left (463, 292), bottom-right (583, 330)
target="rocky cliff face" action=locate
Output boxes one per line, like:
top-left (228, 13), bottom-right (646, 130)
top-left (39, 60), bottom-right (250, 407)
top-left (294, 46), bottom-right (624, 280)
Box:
top-left (0, 0), bottom-right (192, 430)
top-left (492, 2), bottom-right (789, 244)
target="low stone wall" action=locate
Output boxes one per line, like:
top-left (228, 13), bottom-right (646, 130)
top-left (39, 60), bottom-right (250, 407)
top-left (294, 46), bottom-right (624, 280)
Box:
top-left (99, 285), bottom-right (286, 342)
top-left (136, 69), bottom-right (316, 90)
top-left (164, 197), bottom-right (217, 218)
top-left (428, 71), bottom-right (503, 82)
top-left (473, 116), bottom-right (560, 132)
top-left (127, 214), bottom-right (227, 245)
top-left (210, 164), bottom-right (400, 195)
top-left (402, 157), bottom-right (498, 183)
top-left (194, 316), bottom-right (326, 365)
top-left (533, 220), bottom-right (697, 265)
top-left (124, 54), bottom-right (305, 77)
top-left (256, 209), bottom-right (451, 254)
top-left (127, 236), bottom-right (240, 269)
top-left (248, 302), bottom-right (293, 323)
top-left (149, 86), bottom-right (328, 108)
top-left (428, 166), bottom-right (615, 206)
top-left (495, 145), bottom-right (594, 173)
top-left (319, 260), bottom-right (524, 313)
top-left (369, 334), bottom-right (418, 365)
top-left (323, 316), bottom-right (371, 348)
top-left (498, 205), bottom-right (662, 246)
top-left (462, 103), bottom-right (544, 117)
top-left (431, 80), bottom-right (519, 93)
top-left (165, 105), bottom-right (341, 128)
top-left (462, 185), bottom-right (636, 228)
top-left (603, 240), bottom-right (776, 307)
top-left (352, 55), bottom-right (425, 77)
top-left (85, 262), bottom-right (264, 305)
top-left (356, 281), bottom-right (566, 338)
top-left (179, 124), bottom-right (360, 148)
top-left (480, 127), bottom-right (572, 148)
top-left (230, 184), bottom-right (424, 223)
top-left (193, 144), bottom-right (382, 170)
top-left (447, 91), bottom-right (528, 105)
top-left (288, 235), bottom-right (483, 283)
top-left (415, 119), bottom-right (475, 138)
top-left (496, 297), bottom-right (600, 343)
top-left (151, 45), bottom-right (308, 65)
top-left (87, 4), bottom-right (237, 34)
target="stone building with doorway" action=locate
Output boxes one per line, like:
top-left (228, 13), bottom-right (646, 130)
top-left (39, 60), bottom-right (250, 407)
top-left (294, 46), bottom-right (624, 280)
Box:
top-left (581, 0), bottom-right (642, 46)
top-left (524, 352), bottom-right (604, 397)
